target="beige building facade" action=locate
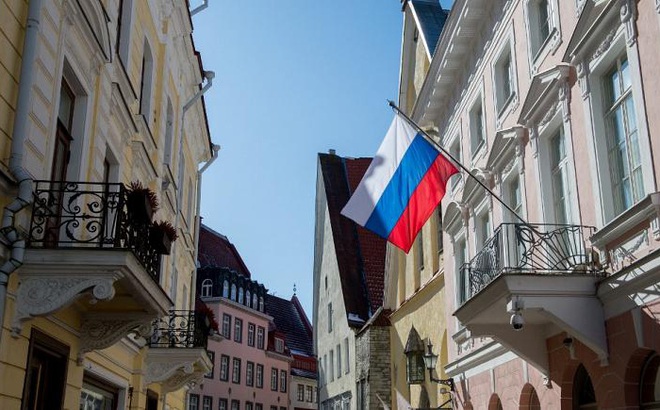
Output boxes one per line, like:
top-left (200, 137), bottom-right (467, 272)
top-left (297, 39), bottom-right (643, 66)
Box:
top-left (392, 0), bottom-right (660, 408)
top-left (0, 0), bottom-right (217, 409)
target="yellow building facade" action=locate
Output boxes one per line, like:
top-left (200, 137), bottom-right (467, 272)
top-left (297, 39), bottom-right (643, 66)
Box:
top-left (0, 0), bottom-right (216, 409)
top-left (384, 2), bottom-right (452, 409)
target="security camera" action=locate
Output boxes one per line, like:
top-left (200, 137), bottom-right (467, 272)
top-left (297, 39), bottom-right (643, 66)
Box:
top-left (510, 312), bottom-right (524, 331)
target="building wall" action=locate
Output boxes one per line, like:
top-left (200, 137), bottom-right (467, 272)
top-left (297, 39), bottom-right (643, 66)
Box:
top-left (290, 375), bottom-right (317, 410)
top-left (193, 298), bottom-right (291, 409)
top-left (355, 325), bottom-right (391, 410)
top-left (314, 179), bottom-right (357, 409)
top-left (0, 0), bottom-right (212, 409)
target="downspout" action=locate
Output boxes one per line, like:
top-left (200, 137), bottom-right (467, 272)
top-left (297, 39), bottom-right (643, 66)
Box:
top-left (170, 71), bottom-right (214, 309)
top-left (190, 0), bottom-right (209, 16)
top-left (0, 0), bottom-right (44, 342)
top-left (190, 143), bottom-right (220, 309)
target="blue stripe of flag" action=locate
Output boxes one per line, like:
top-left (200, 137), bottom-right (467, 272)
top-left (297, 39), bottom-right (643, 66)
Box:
top-left (364, 134), bottom-right (440, 239)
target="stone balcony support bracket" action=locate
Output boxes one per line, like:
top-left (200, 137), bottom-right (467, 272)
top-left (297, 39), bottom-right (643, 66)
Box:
top-left (144, 348), bottom-right (212, 393)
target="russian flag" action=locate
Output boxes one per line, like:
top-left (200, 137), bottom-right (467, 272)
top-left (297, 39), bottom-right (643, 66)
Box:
top-left (341, 114), bottom-right (459, 253)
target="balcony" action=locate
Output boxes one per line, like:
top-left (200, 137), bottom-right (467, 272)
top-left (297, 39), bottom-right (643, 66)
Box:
top-left (12, 181), bottom-right (171, 362)
top-left (145, 310), bottom-right (214, 392)
top-left (454, 223), bottom-right (607, 374)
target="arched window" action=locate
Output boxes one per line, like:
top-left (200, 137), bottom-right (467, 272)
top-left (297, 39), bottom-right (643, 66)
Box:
top-left (238, 287), bottom-right (244, 304)
top-left (200, 279), bottom-right (212, 298)
top-left (231, 284), bottom-right (237, 301)
top-left (246, 290), bottom-right (251, 308)
top-left (404, 326), bottom-right (425, 384)
top-left (252, 294), bottom-right (258, 309)
top-left (520, 383), bottom-right (541, 410)
top-left (259, 297), bottom-right (264, 312)
top-left (488, 395), bottom-right (503, 410)
top-left (222, 280), bottom-right (229, 298)
top-left (573, 364), bottom-right (596, 409)
top-left (640, 353), bottom-right (660, 409)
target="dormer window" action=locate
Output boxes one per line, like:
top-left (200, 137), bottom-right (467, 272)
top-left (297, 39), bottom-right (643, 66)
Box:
top-left (275, 337), bottom-right (284, 353)
top-left (201, 279), bottom-right (212, 298)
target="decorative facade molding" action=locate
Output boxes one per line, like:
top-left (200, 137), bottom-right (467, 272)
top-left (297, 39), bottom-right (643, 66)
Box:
top-left (144, 349), bottom-right (212, 393)
top-left (577, 61), bottom-right (590, 100)
top-left (78, 314), bottom-right (155, 364)
top-left (12, 274), bottom-right (119, 336)
top-left (619, 0), bottom-right (637, 47)
top-left (590, 27), bottom-right (619, 63)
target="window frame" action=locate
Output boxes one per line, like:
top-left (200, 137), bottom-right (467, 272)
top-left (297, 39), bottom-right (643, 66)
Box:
top-left (271, 368), bottom-right (279, 391)
top-left (469, 95), bottom-right (487, 160)
top-left (257, 326), bottom-right (265, 349)
top-left (219, 355), bottom-right (230, 381)
top-left (247, 323), bottom-right (255, 347)
top-left (222, 314), bottom-right (231, 339)
top-left (232, 358), bottom-right (242, 384)
top-left (246, 361), bottom-right (255, 387)
top-left (234, 318), bottom-right (243, 343)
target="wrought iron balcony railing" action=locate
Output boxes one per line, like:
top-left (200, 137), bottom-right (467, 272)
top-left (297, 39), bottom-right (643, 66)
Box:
top-left (27, 181), bottom-right (160, 279)
top-left (148, 310), bottom-right (210, 349)
top-left (461, 223), bottom-right (604, 303)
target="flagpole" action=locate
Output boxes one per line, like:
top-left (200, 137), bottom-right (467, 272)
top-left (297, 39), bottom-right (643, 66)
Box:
top-left (387, 100), bottom-right (531, 228)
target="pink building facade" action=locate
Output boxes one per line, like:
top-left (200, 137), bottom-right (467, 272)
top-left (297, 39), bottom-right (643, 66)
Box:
top-left (397, 0), bottom-right (660, 408)
top-left (190, 266), bottom-right (291, 410)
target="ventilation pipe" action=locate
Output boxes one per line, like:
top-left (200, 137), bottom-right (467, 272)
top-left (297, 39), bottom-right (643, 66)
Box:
top-left (191, 0), bottom-right (209, 16)
top-left (0, 0), bottom-right (44, 343)
top-left (170, 71), bottom-right (214, 308)
top-left (190, 144), bottom-right (220, 308)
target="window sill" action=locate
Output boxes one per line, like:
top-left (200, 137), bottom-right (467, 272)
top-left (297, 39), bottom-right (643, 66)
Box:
top-left (591, 192), bottom-right (660, 249)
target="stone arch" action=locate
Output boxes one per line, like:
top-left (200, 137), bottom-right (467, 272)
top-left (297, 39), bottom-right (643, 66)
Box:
top-left (488, 394), bottom-right (503, 410)
top-left (569, 364), bottom-right (596, 409)
top-left (623, 347), bottom-right (655, 407)
top-left (519, 383), bottom-right (541, 409)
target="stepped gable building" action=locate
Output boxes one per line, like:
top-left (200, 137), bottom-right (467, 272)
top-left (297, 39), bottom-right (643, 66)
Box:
top-left (193, 224), bottom-right (316, 410)
top-left (266, 294), bottom-right (317, 410)
top-left (388, 0), bottom-right (660, 408)
top-left (313, 151), bottom-right (390, 410)
top-left (0, 1), bottom-right (218, 409)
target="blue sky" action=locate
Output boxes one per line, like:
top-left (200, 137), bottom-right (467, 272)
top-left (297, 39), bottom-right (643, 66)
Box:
top-left (192, 1), bottom-right (452, 316)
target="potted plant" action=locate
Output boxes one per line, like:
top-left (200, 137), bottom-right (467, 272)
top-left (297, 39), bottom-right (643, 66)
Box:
top-left (126, 181), bottom-right (159, 223)
top-left (149, 220), bottom-right (178, 254)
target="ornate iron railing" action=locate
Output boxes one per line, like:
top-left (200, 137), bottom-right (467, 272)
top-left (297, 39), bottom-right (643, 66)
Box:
top-left (27, 181), bottom-right (160, 279)
top-left (148, 310), bottom-right (210, 349)
top-left (462, 223), bottom-right (603, 302)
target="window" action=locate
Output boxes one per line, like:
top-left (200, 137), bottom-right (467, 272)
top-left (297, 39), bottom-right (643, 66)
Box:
top-left (550, 128), bottom-right (573, 224)
top-left (252, 293), bottom-right (258, 308)
top-left (259, 297), bottom-right (264, 312)
top-left (201, 279), bottom-right (213, 298)
top-left (256, 364), bottom-right (264, 388)
top-left (247, 323), bottom-right (255, 347)
top-left (257, 327), bottom-right (265, 349)
top-left (139, 39), bottom-right (154, 122)
top-left (507, 176), bottom-right (523, 221)
top-left (344, 337), bottom-right (350, 374)
top-left (117, 0), bottom-right (134, 66)
top-left (280, 370), bottom-right (287, 393)
top-left (528, 0), bottom-right (554, 58)
top-left (220, 355), bottom-right (229, 381)
top-left (314, 387), bottom-right (318, 403)
top-left (246, 402), bottom-right (253, 410)
top-left (202, 396), bottom-right (212, 410)
top-left (640, 353), bottom-right (660, 408)
top-left (231, 284), bottom-right (237, 300)
top-left (255, 404), bottom-right (263, 410)
top-left (222, 314), bottom-right (231, 339)
top-left (330, 350), bottom-right (335, 381)
top-left (219, 399), bottom-right (228, 410)
top-left (337, 344), bottom-right (342, 378)
top-left (270, 407), bottom-right (277, 410)
top-left (223, 280), bottom-right (229, 298)
top-left (436, 208), bottom-right (444, 254)
top-left (275, 338), bottom-right (284, 353)
top-left (298, 385), bottom-right (305, 401)
top-left (234, 318), bottom-right (243, 343)
top-left (494, 47), bottom-right (515, 114)
top-left (238, 287), bottom-right (244, 304)
top-left (327, 303), bottom-right (333, 333)
top-left (22, 330), bottom-right (69, 410)
top-left (246, 290), bottom-right (251, 307)
top-left (456, 239), bottom-right (468, 304)
top-left (604, 56), bottom-right (643, 215)
top-left (417, 229), bottom-right (424, 272)
top-left (306, 386), bottom-right (313, 402)
top-left (232, 358), bottom-right (241, 384)
top-left (189, 395), bottom-right (200, 410)
top-left (469, 100), bottom-right (486, 157)
top-left (246, 361), bottom-right (254, 386)
top-left (476, 211), bottom-right (492, 250)
top-left (80, 377), bottom-right (118, 410)
top-left (205, 351), bottom-right (215, 378)
top-left (231, 400), bottom-right (240, 410)
top-left (271, 368), bottom-right (278, 391)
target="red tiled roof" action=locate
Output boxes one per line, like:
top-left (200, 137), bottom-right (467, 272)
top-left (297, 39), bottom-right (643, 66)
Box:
top-left (318, 153), bottom-right (387, 326)
top-left (198, 224), bottom-right (252, 277)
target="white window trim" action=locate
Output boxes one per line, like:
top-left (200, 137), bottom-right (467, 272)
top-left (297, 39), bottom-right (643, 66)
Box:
top-left (491, 29), bottom-right (520, 125)
top-left (468, 92), bottom-right (488, 162)
top-left (452, 229), bottom-right (468, 312)
top-left (523, 0), bottom-right (562, 75)
top-left (580, 26), bottom-right (654, 227)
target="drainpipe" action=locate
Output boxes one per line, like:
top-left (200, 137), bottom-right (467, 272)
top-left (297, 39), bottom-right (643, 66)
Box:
top-left (190, 144), bottom-right (220, 309)
top-left (190, 0), bottom-right (209, 16)
top-left (170, 71), bottom-right (214, 309)
top-left (0, 0), bottom-right (44, 342)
